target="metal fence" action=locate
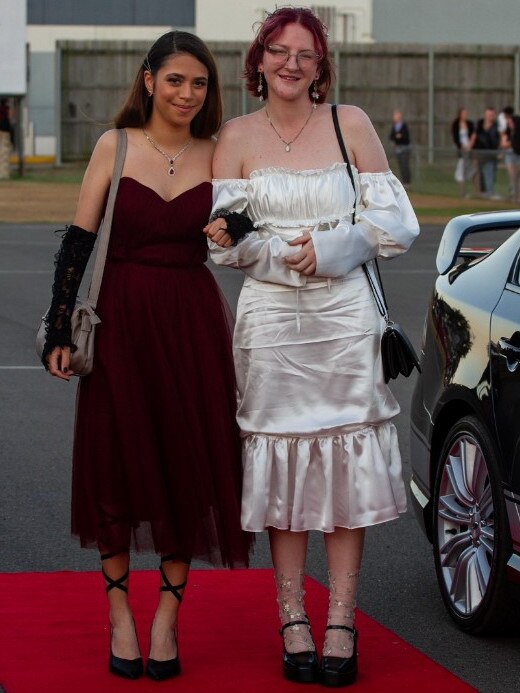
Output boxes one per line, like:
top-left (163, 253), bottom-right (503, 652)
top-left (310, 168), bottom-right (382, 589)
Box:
top-left (58, 40), bottom-right (520, 163)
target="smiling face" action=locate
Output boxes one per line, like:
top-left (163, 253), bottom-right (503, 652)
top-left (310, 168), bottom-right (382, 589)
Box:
top-left (259, 23), bottom-right (320, 104)
top-left (145, 52), bottom-right (209, 129)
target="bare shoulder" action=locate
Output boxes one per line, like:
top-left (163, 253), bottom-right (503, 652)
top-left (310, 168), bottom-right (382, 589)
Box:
top-left (336, 104), bottom-right (374, 134)
top-left (88, 128), bottom-right (119, 174)
top-left (217, 111), bottom-right (261, 145)
top-left (213, 114), bottom-right (260, 178)
top-left (336, 104), bottom-right (388, 172)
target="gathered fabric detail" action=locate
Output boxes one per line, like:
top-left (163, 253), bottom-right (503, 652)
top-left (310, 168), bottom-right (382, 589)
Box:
top-left (240, 421), bottom-right (406, 532)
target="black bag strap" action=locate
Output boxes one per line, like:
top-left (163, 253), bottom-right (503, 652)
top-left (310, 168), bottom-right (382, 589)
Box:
top-left (331, 104), bottom-right (389, 320)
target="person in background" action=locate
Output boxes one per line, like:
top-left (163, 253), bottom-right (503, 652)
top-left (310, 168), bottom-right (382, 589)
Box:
top-left (389, 109), bottom-right (412, 187)
top-left (499, 106), bottom-right (520, 202)
top-left (205, 7), bottom-right (419, 687)
top-left (0, 98), bottom-right (14, 146)
top-left (451, 107), bottom-right (476, 196)
top-left (40, 31), bottom-right (251, 682)
top-left (474, 106), bottom-right (500, 198)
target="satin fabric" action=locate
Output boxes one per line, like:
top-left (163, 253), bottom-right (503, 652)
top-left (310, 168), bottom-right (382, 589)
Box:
top-left (209, 164), bottom-right (419, 532)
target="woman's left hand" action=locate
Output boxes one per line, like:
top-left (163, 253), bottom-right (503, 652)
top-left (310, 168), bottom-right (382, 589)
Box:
top-left (285, 234), bottom-right (316, 275)
top-left (203, 218), bottom-right (233, 247)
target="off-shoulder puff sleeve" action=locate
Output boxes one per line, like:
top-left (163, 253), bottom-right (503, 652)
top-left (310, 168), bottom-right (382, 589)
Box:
top-left (208, 179), bottom-right (307, 287)
top-left (310, 171), bottom-right (419, 278)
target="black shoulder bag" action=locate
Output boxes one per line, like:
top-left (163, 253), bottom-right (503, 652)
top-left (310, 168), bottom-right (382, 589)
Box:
top-left (331, 104), bottom-right (420, 383)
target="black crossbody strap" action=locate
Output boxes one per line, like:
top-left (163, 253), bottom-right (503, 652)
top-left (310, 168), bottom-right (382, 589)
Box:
top-left (331, 104), bottom-right (389, 319)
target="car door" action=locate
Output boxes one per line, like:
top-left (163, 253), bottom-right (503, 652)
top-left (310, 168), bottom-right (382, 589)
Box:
top-left (490, 264), bottom-right (520, 489)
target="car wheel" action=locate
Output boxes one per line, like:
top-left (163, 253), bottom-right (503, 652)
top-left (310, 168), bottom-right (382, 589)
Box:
top-left (432, 415), bottom-right (513, 634)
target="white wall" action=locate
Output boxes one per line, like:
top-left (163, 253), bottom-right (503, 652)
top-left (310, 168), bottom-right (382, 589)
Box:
top-left (196, 1), bottom-right (374, 43)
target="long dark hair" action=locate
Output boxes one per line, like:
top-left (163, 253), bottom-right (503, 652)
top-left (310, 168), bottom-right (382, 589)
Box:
top-left (114, 31), bottom-right (222, 138)
top-left (244, 7), bottom-right (333, 104)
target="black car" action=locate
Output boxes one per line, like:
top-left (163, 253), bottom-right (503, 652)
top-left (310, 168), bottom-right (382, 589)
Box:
top-left (410, 210), bottom-right (520, 634)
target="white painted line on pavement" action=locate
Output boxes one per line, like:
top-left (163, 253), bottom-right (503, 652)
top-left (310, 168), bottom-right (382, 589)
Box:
top-left (0, 366), bottom-right (43, 369)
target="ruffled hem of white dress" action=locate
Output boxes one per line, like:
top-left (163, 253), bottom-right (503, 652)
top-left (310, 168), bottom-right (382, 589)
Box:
top-left (240, 421), bottom-right (407, 532)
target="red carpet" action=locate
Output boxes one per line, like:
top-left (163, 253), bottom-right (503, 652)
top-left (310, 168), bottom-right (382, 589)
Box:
top-left (0, 569), bottom-right (475, 692)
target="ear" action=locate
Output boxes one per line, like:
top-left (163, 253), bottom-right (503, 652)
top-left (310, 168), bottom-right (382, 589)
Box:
top-left (144, 71), bottom-right (154, 96)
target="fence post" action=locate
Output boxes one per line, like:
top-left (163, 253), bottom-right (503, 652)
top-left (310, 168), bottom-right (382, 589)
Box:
top-left (0, 131), bottom-right (10, 179)
top-left (428, 48), bottom-right (435, 165)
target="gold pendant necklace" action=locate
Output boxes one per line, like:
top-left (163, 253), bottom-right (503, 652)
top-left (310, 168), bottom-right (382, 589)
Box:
top-left (142, 129), bottom-right (192, 176)
top-left (265, 107), bottom-right (314, 152)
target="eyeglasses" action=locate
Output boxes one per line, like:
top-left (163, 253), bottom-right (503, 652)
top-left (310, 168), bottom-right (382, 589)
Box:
top-left (265, 44), bottom-right (321, 67)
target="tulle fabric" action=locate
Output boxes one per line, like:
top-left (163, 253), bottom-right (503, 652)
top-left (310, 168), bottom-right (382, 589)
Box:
top-left (71, 178), bottom-right (252, 567)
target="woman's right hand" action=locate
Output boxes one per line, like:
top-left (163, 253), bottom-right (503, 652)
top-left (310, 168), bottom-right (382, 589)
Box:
top-left (46, 346), bottom-right (72, 381)
top-left (203, 218), bottom-right (233, 247)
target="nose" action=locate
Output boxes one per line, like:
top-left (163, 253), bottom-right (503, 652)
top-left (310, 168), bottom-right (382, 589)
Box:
top-left (179, 82), bottom-right (192, 100)
top-left (285, 53), bottom-right (299, 69)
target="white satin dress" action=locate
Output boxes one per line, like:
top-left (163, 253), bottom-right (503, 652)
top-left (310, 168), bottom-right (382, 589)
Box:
top-left (209, 163), bottom-right (419, 532)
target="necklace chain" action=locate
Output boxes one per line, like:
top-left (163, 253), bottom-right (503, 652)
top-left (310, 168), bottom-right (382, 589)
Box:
top-left (142, 129), bottom-right (192, 176)
top-left (265, 108), bottom-right (314, 152)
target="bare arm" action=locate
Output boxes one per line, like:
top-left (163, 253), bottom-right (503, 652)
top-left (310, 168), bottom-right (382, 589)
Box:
top-left (73, 129), bottom-right (117, 232)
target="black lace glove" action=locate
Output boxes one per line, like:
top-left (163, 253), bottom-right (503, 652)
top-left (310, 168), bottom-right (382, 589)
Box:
top-left (209, 209), bottom-right (254, 246)
top-left (41, 225), bottom-right (96, 367)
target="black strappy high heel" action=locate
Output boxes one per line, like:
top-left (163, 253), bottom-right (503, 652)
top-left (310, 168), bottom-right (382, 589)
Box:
top-left (146, 554), bottom-right (187, 681)
top-left (318, 625), bottom-right (358, 687)
top-left (101, 552), bottom-right (143, 680)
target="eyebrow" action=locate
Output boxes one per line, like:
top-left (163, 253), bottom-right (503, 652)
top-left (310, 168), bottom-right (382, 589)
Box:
top-left (165, 72), bottom-right (208, 80)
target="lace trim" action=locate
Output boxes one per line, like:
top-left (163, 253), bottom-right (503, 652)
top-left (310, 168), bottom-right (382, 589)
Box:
top-left (41, 225), bottom-right (96, 366)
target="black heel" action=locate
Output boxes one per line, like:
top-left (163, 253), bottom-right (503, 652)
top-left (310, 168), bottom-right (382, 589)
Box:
top-left (146, 554), bottom-right (187, 681)
top-left (280, 619), bottom-right (319, 683)
top-left (319, 625), bottom-right (358, 687)
top-left (101, 552), bottom-right (143, 680)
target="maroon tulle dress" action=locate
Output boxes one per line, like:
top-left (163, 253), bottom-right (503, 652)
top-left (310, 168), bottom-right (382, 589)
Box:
top-left (71, 178), bottom-right (251, 567)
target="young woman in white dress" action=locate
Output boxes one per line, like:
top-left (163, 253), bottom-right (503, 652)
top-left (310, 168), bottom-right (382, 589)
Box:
top-left (204, 7), bottom-right (419, 687)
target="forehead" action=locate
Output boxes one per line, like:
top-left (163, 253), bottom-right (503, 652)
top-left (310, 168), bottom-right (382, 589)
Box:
top-left (159, 52), bottom-right (208, 77)
top-left (270, 22), bottom-right (315, 47)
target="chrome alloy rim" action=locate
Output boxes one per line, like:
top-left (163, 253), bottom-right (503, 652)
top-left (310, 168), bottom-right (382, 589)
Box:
top-left (437, 434), bottom-right (494, 615)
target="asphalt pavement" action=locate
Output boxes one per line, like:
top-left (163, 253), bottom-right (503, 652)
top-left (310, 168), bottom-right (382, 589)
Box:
top-left (0, 222), bottom-right (519, 692)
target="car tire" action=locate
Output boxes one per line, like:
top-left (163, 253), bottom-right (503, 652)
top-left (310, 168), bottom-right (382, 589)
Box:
top-left (432, 415), bottom-right (514, 634)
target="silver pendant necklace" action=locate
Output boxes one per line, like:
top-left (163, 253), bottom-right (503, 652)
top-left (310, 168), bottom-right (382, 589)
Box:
top-left (142, 129), bottom-right (192, 175)
top-left (265, 107), bottom-right (314, 152)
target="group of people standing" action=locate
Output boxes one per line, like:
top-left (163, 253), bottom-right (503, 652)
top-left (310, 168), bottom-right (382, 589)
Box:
top-left (41, 7), bottom-right (419, 688)
top-left (452, 105), bottom-right (520, 201)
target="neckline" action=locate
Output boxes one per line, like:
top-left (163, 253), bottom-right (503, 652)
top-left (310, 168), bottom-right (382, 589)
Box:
top-left (248, 161), bottom-right (358, 179)
top-left (120, 177), bottom-right (210, 203)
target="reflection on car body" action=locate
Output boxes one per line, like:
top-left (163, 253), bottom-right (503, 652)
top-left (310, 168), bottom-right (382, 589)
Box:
top-left (410, 211), bottom-right (520, 634)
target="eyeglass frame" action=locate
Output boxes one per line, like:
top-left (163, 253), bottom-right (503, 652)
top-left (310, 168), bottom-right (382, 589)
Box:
top-left (265, 44), bottom-right (322, 66)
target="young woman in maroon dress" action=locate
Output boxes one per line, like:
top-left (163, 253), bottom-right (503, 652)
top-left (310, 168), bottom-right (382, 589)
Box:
top-left (41, 32), bottom-right (251, 681)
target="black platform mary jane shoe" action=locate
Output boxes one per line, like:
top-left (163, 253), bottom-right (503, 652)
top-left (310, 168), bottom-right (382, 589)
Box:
top-left (318, 625), bottom-right (358, 687)
top-left (280, 619), bottom-right (319, 683)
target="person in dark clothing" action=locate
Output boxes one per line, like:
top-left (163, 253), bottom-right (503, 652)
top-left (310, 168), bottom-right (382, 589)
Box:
top-left (389, 110), bottom-right (411, 186)
top-left (0, 98), bottom-right (14, 146)
top-left (473, 106), bottom-right (500, 198)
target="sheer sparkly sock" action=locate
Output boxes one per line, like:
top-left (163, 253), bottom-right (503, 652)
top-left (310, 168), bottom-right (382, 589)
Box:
top-left (275, 570), bottom-right (315, 654)
top-left (322, 570), bottom-right (360, 658)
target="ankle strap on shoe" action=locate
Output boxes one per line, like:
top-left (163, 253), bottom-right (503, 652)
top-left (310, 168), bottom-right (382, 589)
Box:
top-left (325, 625), bottom-right (356, 635)
top-left (280, 619), bottom-right (310, 636)
top-left (100, 552), bottom-right (129, 593)
top-left (102, 567), bottom-right (129, 593)
top-left (159, 561), bottom-right (187, 603)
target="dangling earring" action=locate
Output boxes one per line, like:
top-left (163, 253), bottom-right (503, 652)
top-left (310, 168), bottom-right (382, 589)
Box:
top-left (257, 71), bottom-right (264, 102)
top-left (311, 80), bottom-right (319, 109)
